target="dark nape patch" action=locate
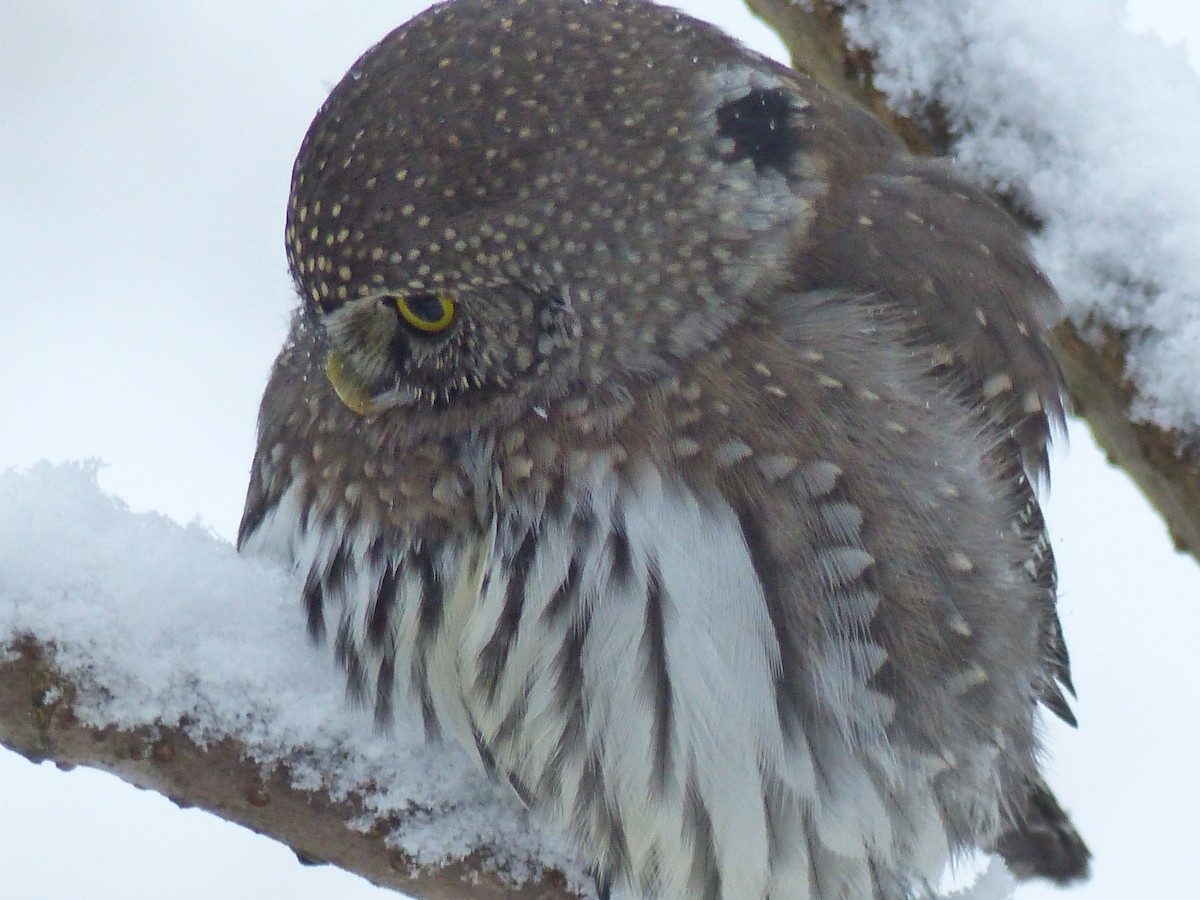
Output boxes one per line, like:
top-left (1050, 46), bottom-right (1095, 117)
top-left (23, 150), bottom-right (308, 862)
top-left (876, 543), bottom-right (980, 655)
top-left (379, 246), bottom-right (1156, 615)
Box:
top-left (715, 87), bottom-right (799, 175)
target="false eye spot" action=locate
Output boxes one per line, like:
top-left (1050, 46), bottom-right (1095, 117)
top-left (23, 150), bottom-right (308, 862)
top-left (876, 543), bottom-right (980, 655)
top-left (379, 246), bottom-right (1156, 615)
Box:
top-left (392, 292), bottom-right (456, 333)
top-left (715, 86), bottom-right (799, 175)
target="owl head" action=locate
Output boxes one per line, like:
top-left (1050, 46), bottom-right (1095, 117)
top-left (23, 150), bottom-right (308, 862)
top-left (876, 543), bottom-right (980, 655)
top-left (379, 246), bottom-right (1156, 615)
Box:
top-left (285, 0), bottom-right (847, 430)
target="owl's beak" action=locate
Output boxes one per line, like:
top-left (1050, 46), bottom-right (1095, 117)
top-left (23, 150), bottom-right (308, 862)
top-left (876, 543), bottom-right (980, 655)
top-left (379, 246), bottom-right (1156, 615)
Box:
top-left (325, 350), bottom-right (374, 416)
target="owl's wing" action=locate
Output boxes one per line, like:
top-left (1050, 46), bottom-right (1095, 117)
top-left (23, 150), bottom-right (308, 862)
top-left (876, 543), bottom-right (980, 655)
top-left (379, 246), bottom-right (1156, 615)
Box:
top-left (797, 155), bottom-right (1076, 728)
top-left (801, 156), bottom-right (1067, 477)
top-left (728, 287), bottom-right (1087, 885)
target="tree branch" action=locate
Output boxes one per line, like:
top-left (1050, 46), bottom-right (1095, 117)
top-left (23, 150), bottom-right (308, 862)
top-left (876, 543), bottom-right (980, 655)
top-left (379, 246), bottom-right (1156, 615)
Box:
top-left (0, 635), bottom-right (580, 900)
top-left (745, 0), bottom-right (1200, 564)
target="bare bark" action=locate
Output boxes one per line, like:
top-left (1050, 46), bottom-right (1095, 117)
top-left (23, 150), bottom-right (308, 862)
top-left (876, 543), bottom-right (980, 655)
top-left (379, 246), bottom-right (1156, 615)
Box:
top-left (745, 0), bottom-right (1200, 565)
top-left (0, 636), bottom-right (580, 900)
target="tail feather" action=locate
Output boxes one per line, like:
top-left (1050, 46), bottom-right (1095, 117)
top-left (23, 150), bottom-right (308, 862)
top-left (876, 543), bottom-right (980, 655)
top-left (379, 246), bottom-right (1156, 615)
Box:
top-left (994, 779), bottom-right (1090, 885)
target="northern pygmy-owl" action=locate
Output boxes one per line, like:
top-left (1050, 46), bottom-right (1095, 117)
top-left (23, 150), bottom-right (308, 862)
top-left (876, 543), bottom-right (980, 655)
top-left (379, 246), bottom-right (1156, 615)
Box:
top-left (239, 0), bottom-right (1089, 896)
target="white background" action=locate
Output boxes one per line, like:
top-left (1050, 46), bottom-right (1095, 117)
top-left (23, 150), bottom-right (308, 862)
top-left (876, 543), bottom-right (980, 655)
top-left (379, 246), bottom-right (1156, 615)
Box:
top-left (2, 1), bottom-right (1198, 898)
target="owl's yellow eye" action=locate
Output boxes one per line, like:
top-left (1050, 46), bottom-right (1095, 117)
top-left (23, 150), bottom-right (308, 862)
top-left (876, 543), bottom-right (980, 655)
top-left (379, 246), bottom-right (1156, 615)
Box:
top-left (393, 292), bottom-right (455, 333)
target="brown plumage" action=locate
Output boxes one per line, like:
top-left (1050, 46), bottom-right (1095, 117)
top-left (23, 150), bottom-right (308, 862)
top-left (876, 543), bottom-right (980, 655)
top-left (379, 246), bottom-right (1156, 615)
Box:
top-left (239, 1), bottom-right (1089, 896)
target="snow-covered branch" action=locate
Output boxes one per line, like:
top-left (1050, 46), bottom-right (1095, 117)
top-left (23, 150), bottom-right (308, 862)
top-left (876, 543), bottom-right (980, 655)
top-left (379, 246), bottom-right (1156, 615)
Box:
top-left (747, 0), bottom-right (1200, 563)
top-left (0, 639), bottom-right (567, 900)
top-left (0, 463), bottom-right (585, 900)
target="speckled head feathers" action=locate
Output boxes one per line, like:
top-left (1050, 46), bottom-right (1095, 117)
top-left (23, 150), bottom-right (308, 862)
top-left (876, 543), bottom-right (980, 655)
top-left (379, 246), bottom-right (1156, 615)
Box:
top-left (285, 0), bottom-right (838, 417)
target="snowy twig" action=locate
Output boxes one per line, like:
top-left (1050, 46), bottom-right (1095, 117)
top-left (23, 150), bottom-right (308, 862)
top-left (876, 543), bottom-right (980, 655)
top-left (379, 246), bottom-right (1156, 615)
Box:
top-left (0, 637), bottom-right (573, 900)
top-left (745, 0), bottom-right (1200, 563)
top-left (0, 463), bottom-right (586, 900)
